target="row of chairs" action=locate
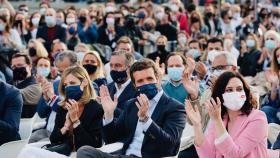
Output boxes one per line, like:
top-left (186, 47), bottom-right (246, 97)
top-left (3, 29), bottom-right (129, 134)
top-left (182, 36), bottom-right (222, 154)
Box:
top-left (0, 114), bottom-right (278, 158)
top-left (0, 113), bottom-right (46, 158)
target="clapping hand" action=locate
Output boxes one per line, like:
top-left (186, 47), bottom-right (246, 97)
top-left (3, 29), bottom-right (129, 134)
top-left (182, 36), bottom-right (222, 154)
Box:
top-left (100, 85), bottom-right (118, 119)
top-left (135, 94), bottom-right (150, 119)
top-left (182, 69), bottom-right (199, 100)
top-left (65, 99), bottom-right (80, 123)
top-left (205, 97), bottom-right (222, 122)
top-left (155, 57), bottom-right (165, 75)
top-left (185, 99), bottom-right (201, 127)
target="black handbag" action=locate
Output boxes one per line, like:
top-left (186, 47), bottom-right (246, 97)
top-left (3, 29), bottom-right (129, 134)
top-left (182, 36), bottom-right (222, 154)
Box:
top-left (42, 143), bottom-right (73, 156)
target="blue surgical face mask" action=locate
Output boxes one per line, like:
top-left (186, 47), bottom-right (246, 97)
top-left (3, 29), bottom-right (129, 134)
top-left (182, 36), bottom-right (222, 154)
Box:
top-left (76, 52), bottom-right (85, 62)
top-left (136, 83), bottom-right (158, 100)
top-left (45, 16), bottom-right (56, 26)
top-left (265, 40), bottom-right (276, 50)
top-left (65, 85), bottom-right (83, 100)
top-left (37, 67), bottom-right (50, 78)
top-left (188, 49), bottom-right (200, 59)
top-left (110, 70), bottom-right (128, 84)
top-left (0, 23), bottom-right (6, 31)
top-left (167, 67), bottom-right (184, 81)
top-left (246, 39), bottom-right (255, 48)
top-left (277, 58), bottom-right (280, 65)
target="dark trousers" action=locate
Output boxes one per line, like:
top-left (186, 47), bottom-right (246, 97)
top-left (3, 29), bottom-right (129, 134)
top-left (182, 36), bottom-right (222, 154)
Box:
top-left (178, 145), bottom-right (199, 158)
top-left (77, 146), bottom-right (139, 158)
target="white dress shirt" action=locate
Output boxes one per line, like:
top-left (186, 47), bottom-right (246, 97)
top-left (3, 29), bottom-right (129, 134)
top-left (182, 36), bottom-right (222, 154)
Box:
top-left (114, 79), bottom-right (131, 98)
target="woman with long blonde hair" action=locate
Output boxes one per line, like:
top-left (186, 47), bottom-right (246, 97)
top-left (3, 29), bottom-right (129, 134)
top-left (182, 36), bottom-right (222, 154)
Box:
top-left (82, 51), bottom-right (107, 87)
top-left (17, 65), bottom-right (104, 157)
top-left (27, 39), bottom-right (49, 63)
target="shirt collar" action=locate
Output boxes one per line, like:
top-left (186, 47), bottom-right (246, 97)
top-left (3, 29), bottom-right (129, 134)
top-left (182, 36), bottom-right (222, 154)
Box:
top-left (169, 79), bottom-right (182, 87)
top-left (114, 79), bottom-right (131, 91)
top-left (151, 90), bottom-right (163, 103)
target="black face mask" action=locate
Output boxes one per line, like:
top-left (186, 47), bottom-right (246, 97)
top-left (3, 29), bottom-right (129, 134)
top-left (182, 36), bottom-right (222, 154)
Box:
top-left (202, 43), bottom-right (207, 50)
top-left (144, 23), bottom-right (153, 31)
top-left (13, 67), bottom-right (28, 81)
top-left (14, 20), bottom-right (22, 27)
top-left (157, 45), bottom-right (166, 52)
top-left (205, 12), bottom-right (213, 18)
top-left (83, 64), bottom-right (97, 75)
top-left (29, 48), bottom-right (37, 57)
top-left (79, 16), bottom-right (87, 23)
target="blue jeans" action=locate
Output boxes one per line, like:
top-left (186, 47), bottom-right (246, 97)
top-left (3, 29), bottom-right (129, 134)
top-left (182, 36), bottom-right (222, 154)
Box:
top-left (261, 106), bottom-right (280, 124)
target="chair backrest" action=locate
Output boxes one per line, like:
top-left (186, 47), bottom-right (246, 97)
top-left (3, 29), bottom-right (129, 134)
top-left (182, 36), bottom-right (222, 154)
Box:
top-left (0, 139), bottom-right (28, 158)
top-left (19, 118), bottom-right (34, 140)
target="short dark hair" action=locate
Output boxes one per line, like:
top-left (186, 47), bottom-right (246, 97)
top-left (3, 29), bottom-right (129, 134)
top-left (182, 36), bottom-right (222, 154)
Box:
top-left (165, 52), bottom-right (187, 66)
top-left (207, 37), bottom-right (223, 48)
top-left (12, 53), bottom-right (32, 65)
top-left (188, 39), bottom-right (202, 49)
top-left (211, 71), bottom-right (257, 118)
top-left (130, 58), bottom-right (160, 85)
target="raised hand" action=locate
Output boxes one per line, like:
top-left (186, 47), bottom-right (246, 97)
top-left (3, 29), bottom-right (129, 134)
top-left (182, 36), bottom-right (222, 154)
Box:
top-left (205, 97), bottom-right (222, 121)
top-left (100, 85), bottom-right (118, 119)
top-left (185, 99), bottom-right (201, 127)
top-left (135, 94), bottom-right (150, 119)
top-left (182, 69), bottom-right (199, 100)
top-left (65, 99), bottom-right (80, 123)
top-left (195, 62), bottom-right (207, 80)
top-left (155, 57), bottom-right (165, 75)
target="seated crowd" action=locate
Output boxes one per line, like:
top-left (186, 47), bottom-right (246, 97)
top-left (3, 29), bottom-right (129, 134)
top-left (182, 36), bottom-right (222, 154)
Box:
top-left (0, 0), bottom-right (280, 158)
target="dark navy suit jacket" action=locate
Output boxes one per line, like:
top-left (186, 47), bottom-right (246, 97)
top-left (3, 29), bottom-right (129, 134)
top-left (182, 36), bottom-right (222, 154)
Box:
top-left (107, 81), bottom-right (137, 116)
top-left (0, 81), bottom-right (23, 145)
top-left (103, 93), bottom-right (186, 158)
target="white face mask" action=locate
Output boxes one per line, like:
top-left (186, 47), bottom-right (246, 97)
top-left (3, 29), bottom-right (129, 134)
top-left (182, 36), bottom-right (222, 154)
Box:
top-left (207, 50), bottom-right (220, 63)
top-left (76, 52), bottom-right (85, 62)
top-left (32, 17), bottom-right (40, 26)
top-left (155, 12), bottom-right (164, 20)
top-left (212, 69), bottom-right (225, 77)
top-left (222, 91), bottom-right (246, 111)
top-left (170, 4), bottom-right (179, 12)
top-left (106, 18), bottom-right (115, 25)
top-left (66, 18), bottom-right (76, 25)
top-left (105, 6), bottom-right (115, 13)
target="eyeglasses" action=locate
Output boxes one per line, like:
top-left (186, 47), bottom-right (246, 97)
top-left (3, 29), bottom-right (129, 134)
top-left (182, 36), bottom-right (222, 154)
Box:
top-left (210, 65), bottom-right (233, 72)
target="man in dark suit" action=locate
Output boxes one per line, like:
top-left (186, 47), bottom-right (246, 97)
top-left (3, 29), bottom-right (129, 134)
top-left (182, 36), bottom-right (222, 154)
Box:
top-left (36, 8), bottom-right (66, 53)
top-left (0, 81), bottom-right (23, 145)
top-left (77, 58), bottom-right (186, 158)
top-left (107, 50), bottom-right (137, 117)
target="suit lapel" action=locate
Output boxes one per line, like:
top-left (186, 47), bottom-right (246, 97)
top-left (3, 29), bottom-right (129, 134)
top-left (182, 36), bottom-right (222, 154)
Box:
top-left (151, 93), bottom-right (168, 122)
top-left (118, 82), bottom-right (136, 103)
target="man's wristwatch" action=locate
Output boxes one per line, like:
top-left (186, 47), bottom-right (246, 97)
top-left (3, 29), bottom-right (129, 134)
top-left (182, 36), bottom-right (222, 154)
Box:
top-left (139, 115), bottom-right (149, 123)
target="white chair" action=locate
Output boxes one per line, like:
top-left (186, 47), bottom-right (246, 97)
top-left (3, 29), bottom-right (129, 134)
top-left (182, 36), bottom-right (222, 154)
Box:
top-left (32, 113), bottom-right (46, 131)
top-left (0, 116), bottom-right (35, 158)
top-left (0, 139), bottom-right (28, 158)
top-left (19, 118), bottom-right (35, 140)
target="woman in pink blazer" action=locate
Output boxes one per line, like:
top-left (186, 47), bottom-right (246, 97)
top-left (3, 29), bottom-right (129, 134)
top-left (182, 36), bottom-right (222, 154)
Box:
top-left (186, 71), bottom-right (268, 158)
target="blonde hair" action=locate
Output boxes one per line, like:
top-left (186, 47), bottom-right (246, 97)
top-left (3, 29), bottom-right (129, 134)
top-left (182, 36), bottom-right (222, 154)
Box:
top-left (28, 39), bottom-right (48, 58)
top-left (59, 65), bottom-right (96, 107)
top-left (83, 51), bottom-right (105, 81)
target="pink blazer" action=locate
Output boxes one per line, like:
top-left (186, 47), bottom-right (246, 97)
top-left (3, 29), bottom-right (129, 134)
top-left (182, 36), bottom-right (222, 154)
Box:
top-left (195, 109), bottom-right (268, 158)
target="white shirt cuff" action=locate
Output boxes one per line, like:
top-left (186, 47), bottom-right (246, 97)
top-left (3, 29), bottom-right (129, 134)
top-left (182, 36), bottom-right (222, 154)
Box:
top-left (103, 117), bottom-right (113, 126)
top-left (214, 132), bottom-right (229, 145)
top-left (141, 118), bottom-right (153, 132)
